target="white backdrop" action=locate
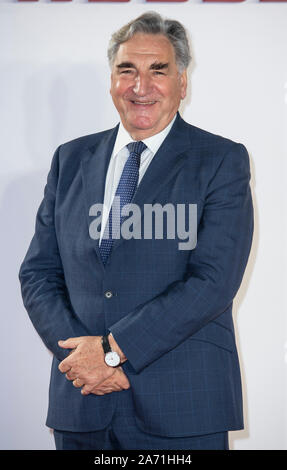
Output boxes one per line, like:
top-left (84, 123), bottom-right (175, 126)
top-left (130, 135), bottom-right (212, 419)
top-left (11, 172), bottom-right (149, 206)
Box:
top-left (0, 0), bottom-right (286, 450)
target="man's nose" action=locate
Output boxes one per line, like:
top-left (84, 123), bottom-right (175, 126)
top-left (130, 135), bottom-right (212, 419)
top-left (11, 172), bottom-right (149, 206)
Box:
top-left (133, 74), bottom-right (152, 96)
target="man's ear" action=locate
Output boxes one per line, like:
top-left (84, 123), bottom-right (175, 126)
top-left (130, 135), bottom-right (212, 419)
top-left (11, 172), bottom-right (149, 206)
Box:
top-left (180, 69), bottom-right (187, 100)
top-left (110, 73), bottom-right (113, 96)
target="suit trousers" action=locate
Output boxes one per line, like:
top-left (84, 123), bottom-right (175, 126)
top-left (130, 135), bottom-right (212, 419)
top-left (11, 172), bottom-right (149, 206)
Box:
top-left (53, 388), bottom-right (229, 450)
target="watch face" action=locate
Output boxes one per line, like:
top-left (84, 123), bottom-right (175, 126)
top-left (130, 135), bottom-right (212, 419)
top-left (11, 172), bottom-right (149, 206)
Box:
top-left (105, 351), bottom-right (120, 367)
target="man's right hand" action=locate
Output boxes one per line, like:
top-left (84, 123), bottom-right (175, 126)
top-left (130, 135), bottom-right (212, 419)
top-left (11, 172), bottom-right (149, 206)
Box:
top-left (73, 366), bottom-right (130, 395)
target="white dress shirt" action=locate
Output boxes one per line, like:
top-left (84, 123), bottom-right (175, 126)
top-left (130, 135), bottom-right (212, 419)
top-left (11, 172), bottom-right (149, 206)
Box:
top-left (99, 115), bottom-right (176, 243)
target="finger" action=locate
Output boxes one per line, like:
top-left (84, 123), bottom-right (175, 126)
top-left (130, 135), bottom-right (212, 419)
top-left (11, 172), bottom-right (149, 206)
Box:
top-left (92, 386), bottom-right (117, 395)
top-left (97, 370), bottom-right (130, 390)
top-left (73, 378), bottom-right (85, 388)
top-left (68, 348), bottom-right (76, 357)
top-left (58, 350), bottom-right (80, 373)
top-left (115, 369), bottom-right (130, 389)
top-left (104, 377), bottom-right (124, 390)
top-left (58, 337), bottom-right (82, 349)
top-left (112, 379), bottom-right (129, 390)
top-left (92, 386), bottom-right (123, 395)
top-left (58, 360), bottom-right (72, 374)
top-left (65, 371), bottom-right (78, 381)
top-left (121, 376), bottom-right (131, 389)
top-left (76, 367), bottom-right (117, 395)
top-left (102, 383), bottom-right (122, 392)
top-left (90, 377), bottom-right (125, 394)
top-left (81, 383), bottom-right (96, 395)
top-left (121, 381), bottom-right (130, 390)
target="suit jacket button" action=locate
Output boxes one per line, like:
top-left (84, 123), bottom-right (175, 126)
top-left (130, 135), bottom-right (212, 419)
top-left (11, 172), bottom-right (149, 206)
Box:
top-left (104, 291), bottom-right (113, 299)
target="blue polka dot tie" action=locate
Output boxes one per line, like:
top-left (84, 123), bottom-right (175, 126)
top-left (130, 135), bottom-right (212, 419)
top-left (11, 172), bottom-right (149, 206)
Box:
top-left (99, 141), bottom-right (147, 265)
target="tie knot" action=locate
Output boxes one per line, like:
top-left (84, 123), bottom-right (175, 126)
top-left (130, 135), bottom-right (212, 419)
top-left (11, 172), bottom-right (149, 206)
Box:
top-left (127, 141), bottom-right (147, 156)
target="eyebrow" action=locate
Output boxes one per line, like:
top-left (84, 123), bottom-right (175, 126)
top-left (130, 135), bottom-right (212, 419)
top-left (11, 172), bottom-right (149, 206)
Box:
top-left (116, 62), bottom-right (136, 69)
top-left (116, 61), bottom-right (169, 70)
top-left (150, 62), bottom-right (169, 70)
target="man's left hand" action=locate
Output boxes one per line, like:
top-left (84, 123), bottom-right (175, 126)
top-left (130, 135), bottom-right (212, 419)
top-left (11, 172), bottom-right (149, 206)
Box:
top-left (58, 336), bottom-right (126, 395)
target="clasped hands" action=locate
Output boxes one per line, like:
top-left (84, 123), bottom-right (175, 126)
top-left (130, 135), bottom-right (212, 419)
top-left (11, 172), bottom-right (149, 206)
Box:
top-left (58, 335), bottom-right (130, 396)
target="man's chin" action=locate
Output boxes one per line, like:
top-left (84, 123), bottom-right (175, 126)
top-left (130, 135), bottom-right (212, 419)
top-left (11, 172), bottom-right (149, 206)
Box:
top-left (127, 116), bottom-right (158, 132)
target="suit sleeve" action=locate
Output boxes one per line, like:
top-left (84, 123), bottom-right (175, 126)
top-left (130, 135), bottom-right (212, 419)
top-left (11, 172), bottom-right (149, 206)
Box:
top-left (109, 142), bottom-right (254, 373)
top-left (19, 146), bottom-right (91, 361)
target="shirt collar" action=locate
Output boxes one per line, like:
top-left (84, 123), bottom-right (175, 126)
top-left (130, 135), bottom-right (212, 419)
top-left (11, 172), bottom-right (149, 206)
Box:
top-left (113, 114), bottom-right (177, 157)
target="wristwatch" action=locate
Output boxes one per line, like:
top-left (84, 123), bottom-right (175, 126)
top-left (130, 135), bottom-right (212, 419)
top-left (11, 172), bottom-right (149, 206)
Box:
top-left (101, 334), bottom-right (121, 367)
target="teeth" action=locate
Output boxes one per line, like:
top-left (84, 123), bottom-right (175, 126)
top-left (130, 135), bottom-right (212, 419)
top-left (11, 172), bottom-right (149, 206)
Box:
top-left (133, 101), bottom-right (155, 105)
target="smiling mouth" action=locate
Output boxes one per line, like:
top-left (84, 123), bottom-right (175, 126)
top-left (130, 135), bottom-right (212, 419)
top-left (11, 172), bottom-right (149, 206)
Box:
top-left (131, 101), bottom-right (156, 105)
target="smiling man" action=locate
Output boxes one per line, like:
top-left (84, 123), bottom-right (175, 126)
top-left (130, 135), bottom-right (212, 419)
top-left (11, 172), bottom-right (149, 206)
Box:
top-left (19, 12), bottom-right (253, 450)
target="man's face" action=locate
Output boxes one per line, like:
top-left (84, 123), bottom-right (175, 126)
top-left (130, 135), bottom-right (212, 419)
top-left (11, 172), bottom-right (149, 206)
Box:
top-left (110, 33), bottom-right (187, 140)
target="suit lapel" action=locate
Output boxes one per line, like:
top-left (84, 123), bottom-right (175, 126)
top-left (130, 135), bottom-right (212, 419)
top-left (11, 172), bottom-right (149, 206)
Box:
top-left (133, 113), bottom-right (191, 207)
top-left (81, 125), bottom-right (119, 265)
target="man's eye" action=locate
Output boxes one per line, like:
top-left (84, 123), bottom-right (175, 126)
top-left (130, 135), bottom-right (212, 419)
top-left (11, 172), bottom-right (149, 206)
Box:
top-left (154, 71), bottom-right (165, 76)
top-left (120, 69), bottom-right (133, 74)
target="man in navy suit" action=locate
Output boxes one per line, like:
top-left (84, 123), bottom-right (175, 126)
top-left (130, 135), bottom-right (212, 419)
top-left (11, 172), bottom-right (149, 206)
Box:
top-left (19, 11), bottom-right (253, 450)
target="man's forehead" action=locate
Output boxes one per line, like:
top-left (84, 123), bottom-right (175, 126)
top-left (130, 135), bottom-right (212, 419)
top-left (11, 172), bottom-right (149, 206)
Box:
top-left (115, 33), bottom-right (175, 61)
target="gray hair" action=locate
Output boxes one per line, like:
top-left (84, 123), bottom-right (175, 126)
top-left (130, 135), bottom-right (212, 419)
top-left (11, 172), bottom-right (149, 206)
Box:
top-left (107, 11), bottom-right (191, 73)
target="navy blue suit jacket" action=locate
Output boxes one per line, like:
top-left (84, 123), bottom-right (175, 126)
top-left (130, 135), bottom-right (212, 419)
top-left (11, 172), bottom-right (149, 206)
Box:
top-left (19, 113), bottom-right (253, 437)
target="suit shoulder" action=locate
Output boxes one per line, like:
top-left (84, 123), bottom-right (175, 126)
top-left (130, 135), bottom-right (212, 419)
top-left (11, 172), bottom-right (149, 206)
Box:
top-left (183, 119), bottom-right (243, 151)
top-left (58, 127), bottom-right (116, 155)
top-left (178, 118), bottom-right (249, 173)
